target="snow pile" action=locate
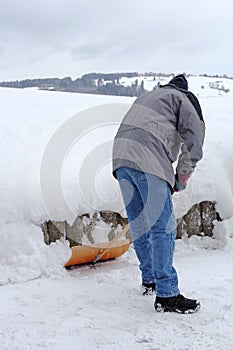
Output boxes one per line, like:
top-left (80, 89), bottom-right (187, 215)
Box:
top-left (0, 222), bottom-right (70, 285)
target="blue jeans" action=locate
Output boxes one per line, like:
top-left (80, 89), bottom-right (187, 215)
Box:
top-left (116, 166), bottom-right (180, 297)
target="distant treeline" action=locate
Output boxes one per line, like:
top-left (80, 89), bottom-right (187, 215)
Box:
top-left (199, 73), bottom-right (231, 79)
top-left (0, 72), bottom-right (169, 97)
top-left (0, 72), bottom-right (231, 97)
top-left (0, 72), bottom-right (146, 97)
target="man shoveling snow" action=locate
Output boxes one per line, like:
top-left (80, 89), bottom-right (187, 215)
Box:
top-left (113, 74), bottom-right (205, 313)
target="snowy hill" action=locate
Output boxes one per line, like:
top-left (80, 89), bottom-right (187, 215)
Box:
top-left (0, 76), bottom-right (233, 349)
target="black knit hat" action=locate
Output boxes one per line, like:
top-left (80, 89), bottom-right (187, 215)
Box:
top-left (168, 74), bottom-right (188, 91)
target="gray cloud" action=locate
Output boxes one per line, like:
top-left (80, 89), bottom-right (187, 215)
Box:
top-left (0, 0), bottom-right (232, 80)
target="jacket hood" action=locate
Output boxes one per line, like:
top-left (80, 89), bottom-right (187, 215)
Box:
top-left (168, 74), bottom-right (188, 91)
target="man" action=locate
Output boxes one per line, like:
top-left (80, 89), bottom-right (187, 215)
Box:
top-left (112, 74), bottom-right (205, 313)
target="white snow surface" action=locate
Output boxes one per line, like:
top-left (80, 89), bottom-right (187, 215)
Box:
top-left (1, 76), bottom-right (233, 349)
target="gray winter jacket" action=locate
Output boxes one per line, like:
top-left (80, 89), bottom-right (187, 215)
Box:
top-left (112, 86), bottom-right (205, 188)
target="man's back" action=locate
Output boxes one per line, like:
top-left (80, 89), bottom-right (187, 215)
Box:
top-left (112, 85), bottom-right (205, 188)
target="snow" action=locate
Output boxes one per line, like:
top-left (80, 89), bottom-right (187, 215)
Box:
top-left (1, 244), bottom-right (233, 350)
top-left (1, 75), bottom-right (233, 349)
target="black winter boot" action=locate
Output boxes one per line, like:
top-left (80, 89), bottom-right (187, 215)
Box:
top-left (142, 282), bottom-right (156, 296)
top-left (154, 294), bottom-right (200, 314)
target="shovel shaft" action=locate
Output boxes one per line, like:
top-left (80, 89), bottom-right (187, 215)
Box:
top-left (93, 224), bottom-right (130, 263)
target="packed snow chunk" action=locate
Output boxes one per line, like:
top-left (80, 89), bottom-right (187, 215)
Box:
top-left (214, 216), bottom-right (233, 250)
top-left (0, 222), bottom-right (70, 284)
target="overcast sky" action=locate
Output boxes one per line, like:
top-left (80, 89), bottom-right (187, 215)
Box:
top-left (0, 0), bottom-right (232, 80)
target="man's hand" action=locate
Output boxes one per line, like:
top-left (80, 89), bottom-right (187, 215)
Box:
top-left (174, 173), bottom-right (190, 192)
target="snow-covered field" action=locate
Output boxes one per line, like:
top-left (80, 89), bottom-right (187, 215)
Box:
top-left (1, 75), bottom-right (233, 349)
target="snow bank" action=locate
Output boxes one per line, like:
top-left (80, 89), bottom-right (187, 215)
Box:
top-left (0, 222), bottom-right (70, 285)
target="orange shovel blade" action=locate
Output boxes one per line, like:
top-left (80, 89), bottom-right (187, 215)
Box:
top-left (64, 239), bottom-right (130, 267)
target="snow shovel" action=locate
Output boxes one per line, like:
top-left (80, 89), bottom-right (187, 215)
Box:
top-left (64, 224), bottom-right (130, 267)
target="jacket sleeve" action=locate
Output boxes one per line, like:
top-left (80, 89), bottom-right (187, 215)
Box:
top-left (176, 97), bottom-right (205, 176)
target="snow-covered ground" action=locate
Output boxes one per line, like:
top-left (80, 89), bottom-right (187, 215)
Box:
top-left (1, 244), bottom-right (233, 350)
top-left (1, 75), bottom-right (233, 349)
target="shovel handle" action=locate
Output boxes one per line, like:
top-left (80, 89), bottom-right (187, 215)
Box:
top-left (93, 224), bottom-right (130, 263)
